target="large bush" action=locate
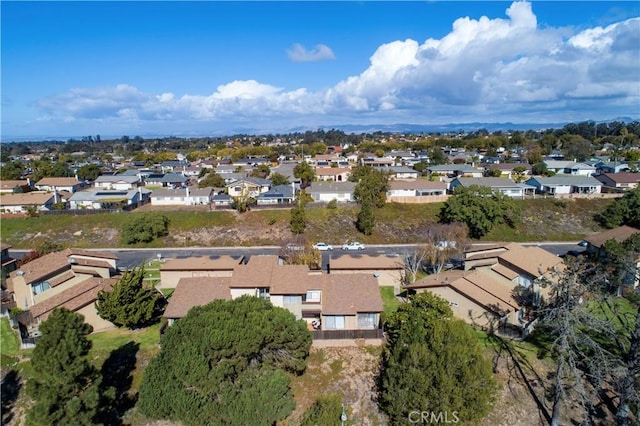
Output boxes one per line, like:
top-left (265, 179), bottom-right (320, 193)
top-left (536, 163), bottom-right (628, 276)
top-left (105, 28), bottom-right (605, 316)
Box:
top-left (121, 213), bottom-right (169, 244)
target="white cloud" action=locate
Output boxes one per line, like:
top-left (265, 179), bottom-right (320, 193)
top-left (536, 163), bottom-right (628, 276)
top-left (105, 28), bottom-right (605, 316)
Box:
top-left (287, 43), bottom-right (336, 62)
top-left (30, 1), bottom-right (639, 135)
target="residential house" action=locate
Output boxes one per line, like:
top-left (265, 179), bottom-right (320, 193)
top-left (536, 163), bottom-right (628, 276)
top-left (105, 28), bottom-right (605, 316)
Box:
top-left (143, 173), bottom-right (166, 187)
top-left (562, 162), bottom-right (597, 176)
top-left (0, 180), bottom-right (32, 194)
top-left (479, 163), bottom-right (531, 180)
top-left (34, 177), bottom-right (83, 193)
top-left (386, 180), bottom-right (448, 203)
top-left (226, 178), bottom-right (271, 198)
top-left (68, 188), bottom-right (151, 210)
top-left (450, 177), bottom-right (535, 198)
top-left (158, 255), bottom-right (243, 288)
top-left (7, 249), bottom-right (120, 335)
top-left (595, 161), bottom-right (630, 174)
top-left (328, 254), bottom-right (405, 287)
top-left (388, 166), bottom-right (419, 180)
top-left (361, 157), bottom-right (395, 168)
top-left (256, 184), bottom-right (295, 205)
top-left (307, 181), bottom-right (356, 203)
top-left (94, 175), bottom-right (140, 190)
top-left (543, 160), bottom-right (575, 174)
top-left (160, 160), bottom-right (190, 173)
top-left (583, 226), bottom-right (640, 289)
top-left (212, 193), bottom-right (232, 207)
top-left (150, 187), bottom-right (215, 206)
top-left (1, 243), bottom-right (18, 277)
top-left (315, 168), bottom-right (351, 182)
top-left (595, 173), bottom-right (640, 191)
top-left (525, 176), bottom-right (602, 195)
top-left (0, 192), bottom-right (56, 214)
top-left (162, 255), bottom-right (384, 334)
top-left (162, 173), bottom-right (190, 188)
top-left (427, 164), bottom-right (483, 179)
top-left (405, 243), bottom-right (564, 333)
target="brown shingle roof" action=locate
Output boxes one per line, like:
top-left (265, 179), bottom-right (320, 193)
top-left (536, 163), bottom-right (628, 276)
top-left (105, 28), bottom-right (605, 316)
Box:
top-left (388, 180), bottom-right (447, 190)
top-left (459, 270), bottom-right (519, 310)
top-left (491, 263), bottom-right (519, 280)
top-left (584, 226), bottom-right (640, 248)
top-left (270, 265), bottom-right (315, 294)
top-left (599, 172), bottom-right (640, 184)
top-left (315, 168), bottom-right (350, 176)
top-left (48, 270), bottom-right (76, 287)
top-left (10, 250), bottom-right (72, 285)
top-left (230, 255), bottom-right (280, 288)
top-left (497, 245), bottom-right (563, 278)
top-left (163, 277), bottom-right (232, 319)
top-left (0, 180), bottom-right (30, 191)
top-left (160, 255), bottom-right (242, 271)
top-left (35, 177), bottom-right (80, 186)
top-left (329, 254), bottom-right (404, 270)
top-left (0, 192), bottom-right (55, 206)
top-left (30, 276), bottom-right (117, 319)
top-left (321, 274), bottom-right (383, 315)
top-left (69, 249), bottom-right (119, 260)
top-left (404, 270), bottom-right (468, 289)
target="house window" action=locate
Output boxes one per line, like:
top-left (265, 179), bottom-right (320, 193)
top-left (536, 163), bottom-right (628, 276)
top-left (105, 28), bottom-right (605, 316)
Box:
top-left (518, 275), bottom-right (532, 288)
top-left (357, 313), bottom-right (377, 329)
top-left (283, 295), bottom-right (300, 304)
top-left (324, 315), bottom-right (345, 329)
top-left (304, 290), bottom-right (321, 303)
top-left (32, 281), bottom-right (51, 295)
top-left (257, 288), bottom-right (270, 299)
top-left (234, 186), bottom-right (241, 192)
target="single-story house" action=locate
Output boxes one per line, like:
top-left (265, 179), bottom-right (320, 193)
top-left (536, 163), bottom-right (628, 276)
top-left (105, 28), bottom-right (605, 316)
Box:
top-left (307, 181), bottom-right (356, 203)
top-left (386, 180), bottom-right (447, 197)
top-left (94, 175), bottom-right (140, 190)
top-left (150, 187), bottom-right (215, 206)
top-left (450, 177), bottom-right (535, 198)
top-left (144, 173), bottom-right (166, 187)
top-left (68, 188), bottom-right (151, 209)
top-left (34, 177), bottom-right (83, 193)
top-left (595, 161), bottom-right (630, 174)
top-left (212, 193), bottom-right (232, 206)
top-left (595, 173), bottom-right (640, 191)
top-left (162, 173), bottom-right (190, 188)
top-left (315, 168), bottom-right (351, 182)
top-left (0, 192), bottom-right (56, 214)
top-left (256, 184), bottom-right (295, 205)
top-left (525, 176), bottom-right (602, 195)
top-left (388, 166), bottom-right (420, 180)
top-left (427, 165), bottom-right (483, 178)
top-left (0, 180), bottom-right (32, 194)
top-left (562, 162), bottom-right (597, 176)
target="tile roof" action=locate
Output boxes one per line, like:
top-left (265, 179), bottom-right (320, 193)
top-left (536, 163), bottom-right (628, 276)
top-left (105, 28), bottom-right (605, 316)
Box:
top-left (584, 226), bottom-right (640, 248)
top-left (321, 274), bottom-right (383, 315)
top-left (329, 254), bottom-right (404, 270)
top-left (160, 255), bottom-right (242, 271)
top-left (163, 277), bottom-right (232, 318)
top-left (30, 277), bottom-right (117, 320)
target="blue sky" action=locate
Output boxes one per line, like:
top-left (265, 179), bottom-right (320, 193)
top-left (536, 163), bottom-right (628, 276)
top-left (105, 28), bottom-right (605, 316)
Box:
top-left (2, 1), bottom-right (639, 140)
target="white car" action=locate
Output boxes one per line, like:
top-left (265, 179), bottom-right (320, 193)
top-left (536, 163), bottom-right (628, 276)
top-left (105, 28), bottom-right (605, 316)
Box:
top-left (342, 241), bottom-right (366, 251)
top-left (312, 242), bottom-right (333, 251)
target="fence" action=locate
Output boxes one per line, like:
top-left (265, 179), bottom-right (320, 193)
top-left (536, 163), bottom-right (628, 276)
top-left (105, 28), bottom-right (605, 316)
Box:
top-left (311, 328), bottom-right (384, 340)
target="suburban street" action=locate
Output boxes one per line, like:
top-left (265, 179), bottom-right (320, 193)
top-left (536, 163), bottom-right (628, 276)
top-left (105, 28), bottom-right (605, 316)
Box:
top-left (9, 241), bottom-right (587, 271)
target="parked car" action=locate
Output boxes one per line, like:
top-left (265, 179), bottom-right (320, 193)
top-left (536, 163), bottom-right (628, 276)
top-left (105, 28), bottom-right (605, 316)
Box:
top-left (342, 241), bottom-right (366, 251)
top-left (312, 242), bottom-right (333, 251)
top-left (285, 243), bottom-right (304, 251)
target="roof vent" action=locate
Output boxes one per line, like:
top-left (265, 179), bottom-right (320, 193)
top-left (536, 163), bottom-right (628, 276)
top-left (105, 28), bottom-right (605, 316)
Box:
top-left (68, 258), bottom-right (77, 264)
top-left (16, 270), bottom-right (24, 276)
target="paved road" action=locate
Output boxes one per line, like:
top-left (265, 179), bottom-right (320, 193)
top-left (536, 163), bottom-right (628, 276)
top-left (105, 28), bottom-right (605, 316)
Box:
top-left (9, 241), bottom-right (586, 270)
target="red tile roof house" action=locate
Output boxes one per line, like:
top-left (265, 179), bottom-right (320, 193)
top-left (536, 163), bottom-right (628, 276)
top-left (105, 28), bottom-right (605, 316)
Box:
top-left (162, 255), bottom-right (384, 342)
top-left (7, 249), bottom-right (121, 344)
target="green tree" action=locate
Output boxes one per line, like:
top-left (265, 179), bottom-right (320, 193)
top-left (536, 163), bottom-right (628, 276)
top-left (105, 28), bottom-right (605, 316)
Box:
top-left (294, 161), bottom-right (315, 189)
top-left (596, 187), bottom-right (640, 229)
top-left (198, 170), bottom-right (226, 188)
top-left (27, 308), bottom-right (113, 425)
top-left (137, 296), bottom-right (312, 425)
top-left (95, 266), bottom-right (166, 328)
top-left (380, 292), bottom-right (497, 423)
top-left (290, 201), bottom-right (306, 234)
top-left (356, 200), bottom-right (375, 235)
top-left (351, 166), bottom-right (389, 208)
top-left (270, 172), bottom-right (291, 186)
top-left (300, 393), bottom-right (348, 426)
top-left (439, 185), bottom-right (520, 238)
top-left (0, 160), bottom-right (25, 180)
top-left (485, 168), bottom-right (502, 177)
top-left (121, 213), bottom-right (169, 244)
top-left (512, 166), bottom-right (528, 183)
top-left (76, 164), bottom-right (102, 181)
top-left (250, 164), bottom-right (271, 179)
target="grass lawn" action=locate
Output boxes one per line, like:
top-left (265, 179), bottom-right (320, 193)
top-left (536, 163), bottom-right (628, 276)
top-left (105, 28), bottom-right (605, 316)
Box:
top-left (1, 317), bottom-right (21, 369)
top-left (380, 286), bottom-right (401, 316)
